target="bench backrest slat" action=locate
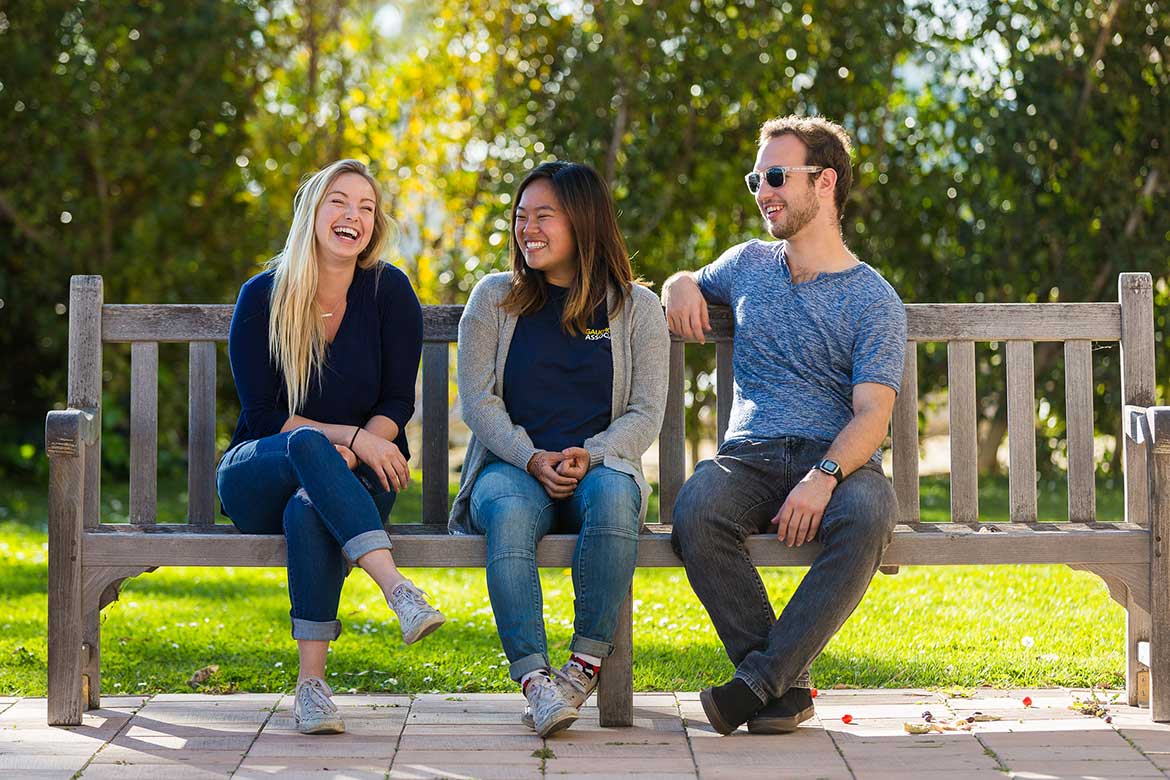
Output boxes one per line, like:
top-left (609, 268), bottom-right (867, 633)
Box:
top-left (71, 277), bottom-right (104, 528)
top-left (187, 343), bottom-right (218, 526)
top-left (1064, 340), bottom-right (1096, 523)
top-left (947, 341), bottom-right (980, 523)
top-left (103, 303), bottom-right (468, 344)
top-left (1006, 341), bottom-right (1038, 523)
top-left (1119, 273), bottom-right (1156, 527)
top-left (421, 343), bottom-right (451, 525)
top-left (657, 341), bottom-right (687, 525)
top-left (891, 342), bottom-right (920, 524)
top-left (715, 341), bottom-right (733, 446)
top-left (130, 342), bottom-right (158, 526)
top-left (906, 303), bottom-right (1120, 341)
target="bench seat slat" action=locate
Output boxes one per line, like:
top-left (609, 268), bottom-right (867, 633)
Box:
top-left (83, 522), bottom-right (1150, 568)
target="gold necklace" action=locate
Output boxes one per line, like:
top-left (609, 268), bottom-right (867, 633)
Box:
top-left (318, 296), bottom-right (345, 319)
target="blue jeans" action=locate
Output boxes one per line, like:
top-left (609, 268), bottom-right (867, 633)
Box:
top-left (216, 427), bottom-right (396, 641)
top-left (469, 456), bottom-right (642, 682)
top-left (671, 437), bottom-right (897, 703)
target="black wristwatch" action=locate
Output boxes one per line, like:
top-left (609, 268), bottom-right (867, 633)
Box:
top-left (814, 458), bottom-right (844, 485)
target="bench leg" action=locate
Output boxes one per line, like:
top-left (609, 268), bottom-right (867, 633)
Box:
top-left (1127, 594), bottom-right (1151, 707)
top-left (598, 587), bottom-right (633, 727)
top-left (83, 604), bottom-right (101, 710)
top-left (47, 451), bottom-right (85, 726)
top-left (1150, 447), bottom-right (1170, 721)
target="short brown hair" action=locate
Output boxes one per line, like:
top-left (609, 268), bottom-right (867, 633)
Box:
top-left (758, 115), bottom-right (853, 218)
top-left (502, 161), bottom-right (634, 334)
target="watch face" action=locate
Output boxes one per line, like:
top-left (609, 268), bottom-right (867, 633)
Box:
top-left (820, 459), bottom-right (840, 474)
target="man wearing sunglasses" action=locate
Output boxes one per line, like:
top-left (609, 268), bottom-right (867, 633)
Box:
top-left (663, 115), bottom-right (906, 735)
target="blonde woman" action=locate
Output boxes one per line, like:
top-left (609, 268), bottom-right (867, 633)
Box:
top-left (217, 159), bottom-right (444, 735)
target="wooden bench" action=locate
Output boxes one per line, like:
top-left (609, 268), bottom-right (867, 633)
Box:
top-left (47, 272), bottom-right (1169, 726)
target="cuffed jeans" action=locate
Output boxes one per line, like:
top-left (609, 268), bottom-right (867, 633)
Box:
top-left (469, 456), bottom-right (641, 682)
top-left (217, 427), bottom-right (396, 641)
top-left (671, 437), bottom-right (897, 704)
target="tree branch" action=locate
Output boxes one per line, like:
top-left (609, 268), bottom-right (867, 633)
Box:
top-left (0, 190), bottom-right (54, 250)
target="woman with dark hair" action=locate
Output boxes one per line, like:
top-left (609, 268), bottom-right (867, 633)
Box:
top-left (218, 160), bottom-right (445, 736)
top-left (449, 161), bottom-right (670, 736)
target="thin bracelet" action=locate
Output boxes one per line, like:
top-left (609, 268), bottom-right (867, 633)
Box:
top-left (349, 426), bottom-right (361, 449)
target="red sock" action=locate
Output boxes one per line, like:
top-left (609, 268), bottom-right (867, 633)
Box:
top-left (569, 654), bottom-right (600, 679)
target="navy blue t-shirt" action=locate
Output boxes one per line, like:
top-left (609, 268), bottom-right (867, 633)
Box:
top-left (225, 263), bottom-right (423, 459)
top-left (503, 285), bottom-right (613, 452)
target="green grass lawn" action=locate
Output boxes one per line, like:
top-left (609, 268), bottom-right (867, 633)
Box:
top-left (0, 474), bottom-right (1126, 697)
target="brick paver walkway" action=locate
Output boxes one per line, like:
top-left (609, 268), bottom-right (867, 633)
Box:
top-left (2, 689), bottom-right (1167, 779)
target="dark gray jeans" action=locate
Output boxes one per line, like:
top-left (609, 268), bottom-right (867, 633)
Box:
top-left (670, 437), bottom-right (897, 703)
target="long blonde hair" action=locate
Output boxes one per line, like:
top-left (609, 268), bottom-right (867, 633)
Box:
top-left (267, 159), bottom-right (393, 415)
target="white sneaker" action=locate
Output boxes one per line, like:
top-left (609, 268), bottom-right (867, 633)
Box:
top-left (521, 673), bottom-right (578, 737)
top-left (294, 676), bottom-right (345, 735)
top-left (387, 580), bottom-right (446, 644)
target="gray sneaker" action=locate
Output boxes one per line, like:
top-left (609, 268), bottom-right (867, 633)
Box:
top-left (521, 673), bottom-right (579, 737)
top-left (522, 659), bottom-right (598, 730)
top-left (387, 580), bottom-right (446, 644)
top-left (294, 676), bottom-right (345, 735)
top-left (552, 659), bottom-right (598, 709)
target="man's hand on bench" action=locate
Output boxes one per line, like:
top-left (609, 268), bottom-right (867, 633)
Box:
top-left (771, 470), bottom-right (835, 547)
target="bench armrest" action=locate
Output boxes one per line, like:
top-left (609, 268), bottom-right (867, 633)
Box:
top-left (45, 408), bottom-right (99, 459)
top-left (1125, 405), bottom-right (1170, 449)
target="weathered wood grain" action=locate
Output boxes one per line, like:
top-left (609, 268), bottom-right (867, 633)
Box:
top-left (1006, 341), bottom-right (1038, 524)
top-left (715, 341), bottom-right (733, 446)
top-left (70, 276), bottom-right (103, 530)
top-left (130, 343), bottom-right (158, 526)
top-left (102, 303), bottom-right (466, 343)
top-left (598, 588), bottom-right (633, 727)
top-left (187, 343), bottom-right (217, 526)
top-left (947, 342), bottom-right (978, 523)
top-left (1119, 274), bottom-right (1156, 527)
top-left (421, 343), bottom-right (450, 525)
top-left (658, 341), bottom-right (686, 525)
top-left (892, 342), bottom-right (920, 524)
top-left (1064, 341), bottom-right (1095, 522)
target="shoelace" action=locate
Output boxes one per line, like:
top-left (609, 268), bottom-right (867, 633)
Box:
top-left (392, 583), bottom-right (430, 609)
top-left (298, 678), bottom-right (336, 717)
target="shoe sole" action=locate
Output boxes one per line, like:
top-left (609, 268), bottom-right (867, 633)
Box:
top-left (747, 704), bottom-right (815, 734)
top-left (297, 720), bottom-right (346, 735)
top-left (402, 613), bottom-right (446, 645)
top-left (699, 687), bottom-right (737, 736)
top-left (537, 708), bottom-right (578, 738)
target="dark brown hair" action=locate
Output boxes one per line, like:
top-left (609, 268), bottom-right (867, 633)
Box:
top-left (758, 115), bottom-right (854, 218)
top-left (501, 161), bottom-right (634, 334)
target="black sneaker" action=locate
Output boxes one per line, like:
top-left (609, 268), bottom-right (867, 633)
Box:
top-left (699, 678), bottom-right (764, 735)
top-left (747, 687), bottom-right (815, 734)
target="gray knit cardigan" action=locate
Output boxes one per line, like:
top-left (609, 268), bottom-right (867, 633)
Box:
top-left (447, 272), bottom-right (670, 534)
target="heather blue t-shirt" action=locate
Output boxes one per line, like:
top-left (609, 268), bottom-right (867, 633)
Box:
top-left (697, 239), bottom-right (906, 463)
top-left (503, 284), bottom-right (613, 452)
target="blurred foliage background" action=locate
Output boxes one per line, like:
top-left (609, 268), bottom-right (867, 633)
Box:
top-left (1, 0), bottom-right (1166, 486)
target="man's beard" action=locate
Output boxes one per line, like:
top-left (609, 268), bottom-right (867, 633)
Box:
top-left (767, 191), bottom-right (820, 240)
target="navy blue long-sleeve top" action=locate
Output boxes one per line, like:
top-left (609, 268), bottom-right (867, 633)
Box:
top-left (225, 262), bottom-right (423, 459)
